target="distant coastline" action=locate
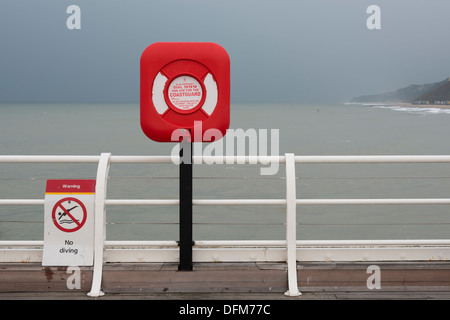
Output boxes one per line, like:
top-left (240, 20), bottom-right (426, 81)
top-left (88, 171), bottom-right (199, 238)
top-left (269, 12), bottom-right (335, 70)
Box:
top-left (381, 102), bottom-right (450, 110)
top-left (346, 102), bottom-right (450, 110)
top-left (350, 76), bottom-right (450, 107)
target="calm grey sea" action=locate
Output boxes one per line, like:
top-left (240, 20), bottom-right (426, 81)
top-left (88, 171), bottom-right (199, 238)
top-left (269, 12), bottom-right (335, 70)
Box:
top-left (1, 103), bottom-right (450, 241)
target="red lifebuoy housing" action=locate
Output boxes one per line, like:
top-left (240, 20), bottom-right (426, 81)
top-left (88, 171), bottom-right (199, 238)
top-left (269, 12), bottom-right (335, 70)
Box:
top-left (140, 42), bottom-right (230, 142)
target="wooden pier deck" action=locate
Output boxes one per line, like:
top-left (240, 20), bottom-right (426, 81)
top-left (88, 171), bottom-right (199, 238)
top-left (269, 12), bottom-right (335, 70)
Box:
top-left (1, 261), bottom-right (450, 300)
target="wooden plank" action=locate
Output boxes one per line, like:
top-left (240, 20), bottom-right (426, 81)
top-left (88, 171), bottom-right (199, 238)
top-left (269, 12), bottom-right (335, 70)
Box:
top-left (102, 263), bottom-right (287, 293)
top-left (298, 262), bottom-right (450, 292)
top-left (0, 291), bottom-right (337, 300)
top-left (335, 291), bottom-right (450, 300)
top-left (0, 264), bottom-right (92, 292)
top-left (2, 261), bottom-right (450, 295)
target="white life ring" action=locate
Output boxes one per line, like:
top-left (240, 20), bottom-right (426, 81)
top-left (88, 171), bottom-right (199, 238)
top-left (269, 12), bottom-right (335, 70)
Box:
top-left (152, 72), bottom-right (218, 116)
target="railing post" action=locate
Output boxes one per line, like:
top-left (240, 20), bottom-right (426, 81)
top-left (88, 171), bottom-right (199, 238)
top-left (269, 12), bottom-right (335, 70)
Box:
top-left (284, 153), bottom-right (301, 296)
top-left (88, 152), bottom-right (111, 297)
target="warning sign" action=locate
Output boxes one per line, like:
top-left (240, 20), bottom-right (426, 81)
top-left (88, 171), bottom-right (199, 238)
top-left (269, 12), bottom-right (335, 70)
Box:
top-left (42, 180), bottom-right (95, 266)
top-left (167, 75), bottom-right (203, 111)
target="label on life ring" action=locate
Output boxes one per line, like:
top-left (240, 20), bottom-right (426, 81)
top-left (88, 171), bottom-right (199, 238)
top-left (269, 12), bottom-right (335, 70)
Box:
top-left (168, 76), bottom-right (203, 111)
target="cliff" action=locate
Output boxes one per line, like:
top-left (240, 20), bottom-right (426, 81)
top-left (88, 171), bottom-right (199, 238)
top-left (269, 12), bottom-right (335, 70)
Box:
top-left (413, 78), bottom-right (450, 103)
top-left (351, 77), bottom-right (450, 104)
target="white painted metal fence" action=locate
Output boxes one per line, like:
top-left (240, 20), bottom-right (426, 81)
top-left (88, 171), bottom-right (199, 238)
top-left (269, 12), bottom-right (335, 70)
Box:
top-left (1, 153), bottom-right (450, 297)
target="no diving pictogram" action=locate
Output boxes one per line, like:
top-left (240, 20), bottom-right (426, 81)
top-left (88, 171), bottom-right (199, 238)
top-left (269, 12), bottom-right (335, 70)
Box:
top-left (51, 197), bottom-right (87, 233)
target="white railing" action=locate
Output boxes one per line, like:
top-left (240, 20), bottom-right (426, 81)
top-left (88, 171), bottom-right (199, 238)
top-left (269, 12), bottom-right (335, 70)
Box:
top-left (1, 154), bottom-right (450, 297)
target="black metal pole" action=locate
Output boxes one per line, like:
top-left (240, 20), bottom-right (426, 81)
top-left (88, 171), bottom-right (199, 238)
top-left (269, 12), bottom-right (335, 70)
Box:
top-left (178, 137), bottom-right (193, 271)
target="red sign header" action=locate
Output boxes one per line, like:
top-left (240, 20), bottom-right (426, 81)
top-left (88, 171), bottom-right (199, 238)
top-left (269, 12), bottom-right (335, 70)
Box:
top-left (46, 180), bottom-right (96, 194)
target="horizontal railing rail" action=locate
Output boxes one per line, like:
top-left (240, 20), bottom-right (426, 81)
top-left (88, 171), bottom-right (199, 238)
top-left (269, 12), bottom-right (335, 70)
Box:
top-left (1, 154), bottom-right (450, 297)
top-left (3, 154), bottom-right (450, 163)
top-left (3, 198), bottom-right (450, 206)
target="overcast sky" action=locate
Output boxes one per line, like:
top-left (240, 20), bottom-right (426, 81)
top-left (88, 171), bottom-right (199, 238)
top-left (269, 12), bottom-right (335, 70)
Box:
top-left (1, 0), bottom-right (450, 104)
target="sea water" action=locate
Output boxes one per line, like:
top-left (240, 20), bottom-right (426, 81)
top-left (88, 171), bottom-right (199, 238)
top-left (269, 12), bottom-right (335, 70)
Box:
top-left (1, 103), bottom-right (450, 241)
